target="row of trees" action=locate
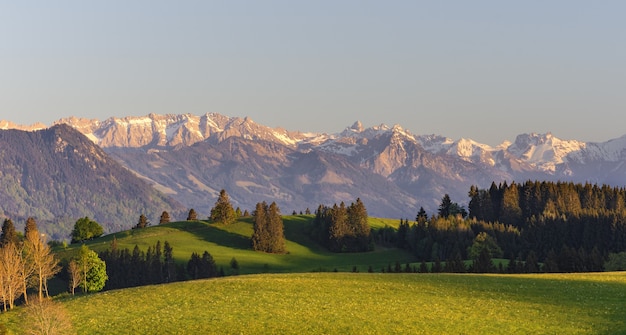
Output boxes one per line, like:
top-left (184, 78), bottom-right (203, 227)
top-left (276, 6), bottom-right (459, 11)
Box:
top-left (0, 218), bottom-right (59, 311)
top-left (97, 239), bottom-right (232, 291)
top-left (310, 198), bottom-right (373, 252)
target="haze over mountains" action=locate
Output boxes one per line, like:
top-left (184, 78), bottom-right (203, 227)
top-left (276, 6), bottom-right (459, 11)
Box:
top-left (2, 113), bottom-right (626, 239)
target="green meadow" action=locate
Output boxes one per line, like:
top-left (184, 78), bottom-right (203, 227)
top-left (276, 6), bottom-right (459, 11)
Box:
top-left (1, 215), bottom-right (626, 334)
top-left (55, 215), bottom-right (415, 274)
top-left (2, 272), bottom-right (626, 334)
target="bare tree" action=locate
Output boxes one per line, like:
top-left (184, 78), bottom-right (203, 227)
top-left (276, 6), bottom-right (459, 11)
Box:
top-left (25, 296), bottom-right (74, 335)
top-left (24, 226), bottom-right (60, 299)
top-left (0, 242), bottom-right (25, 311)
top-left (67, 260), bottom-right (81, 296)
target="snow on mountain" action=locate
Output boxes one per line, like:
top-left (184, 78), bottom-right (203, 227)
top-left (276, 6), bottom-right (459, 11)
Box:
top-left (7, 112), bottom-right (626, 183)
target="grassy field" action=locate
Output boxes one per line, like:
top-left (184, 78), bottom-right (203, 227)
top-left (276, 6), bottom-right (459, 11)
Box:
top-left (2, 216), bottom-right (625, 334)
top-left (2, 271), bottom-right (625, 334)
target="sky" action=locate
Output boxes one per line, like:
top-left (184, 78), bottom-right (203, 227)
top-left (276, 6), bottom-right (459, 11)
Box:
top-left (1, 1), bottom-right (625, 146)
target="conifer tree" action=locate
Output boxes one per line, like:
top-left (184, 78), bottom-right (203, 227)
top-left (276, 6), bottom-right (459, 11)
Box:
top-left (252, 202), bottom-right (286, 253)
top-left (210, 189), bottom-right (236, 225)
top-left (159, 211), bottom-right (171, 224)
top-left (438, 194), bottom-right (453, 218)
top-left (415, 207), bottom-right (428, 223)
top-left (135, 214), bottom-right (149, 229)
top-left (0, 218), bottom-right (18, 247)
top-left (187, 208), bottom-right (197, 221)
top-left (251, 202), bottom-right (269, 251)
top-left (266, 202), bottom-right (286, 253)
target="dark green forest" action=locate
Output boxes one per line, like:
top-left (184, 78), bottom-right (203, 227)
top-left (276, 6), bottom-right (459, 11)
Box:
top-left (379, 180), bottom-right (626, 273)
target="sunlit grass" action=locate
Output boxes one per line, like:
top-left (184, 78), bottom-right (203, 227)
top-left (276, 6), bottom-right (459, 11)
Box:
top-left (3, 272), bottom-right (625, 334)
top-left (54, 215), bottom-right (416, 274)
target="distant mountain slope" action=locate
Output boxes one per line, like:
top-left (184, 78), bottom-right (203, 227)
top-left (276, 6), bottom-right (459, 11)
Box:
top-left (0, 124), bottom-right (186, 239)
top-left (4, 113), bottom-right (626, 222)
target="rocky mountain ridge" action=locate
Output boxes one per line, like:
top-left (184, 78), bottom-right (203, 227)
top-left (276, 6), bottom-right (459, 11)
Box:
top-left (3, 113), bottom-right (626, 225)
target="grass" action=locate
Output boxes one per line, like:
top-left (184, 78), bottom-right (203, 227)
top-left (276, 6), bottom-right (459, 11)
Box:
top-left (53, 215), bottom-right (417, 274)
top-left (2, 272), bottom-right (625, 334)
top-left (3, 216), bottom-right (626, 334)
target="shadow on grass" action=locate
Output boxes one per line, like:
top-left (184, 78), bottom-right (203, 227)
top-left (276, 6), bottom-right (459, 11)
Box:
top-left (425, 273), bottom-right (626, 335)
top-left (167, 220), bottom-right (252, 250)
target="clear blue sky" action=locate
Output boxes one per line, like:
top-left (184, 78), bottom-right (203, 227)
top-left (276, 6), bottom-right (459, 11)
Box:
top-left (1, 1), bottom-right (625, 145)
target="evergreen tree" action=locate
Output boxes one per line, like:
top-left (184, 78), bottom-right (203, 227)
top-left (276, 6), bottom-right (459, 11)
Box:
top-left (415, 207), bottom-right (428, 223)
top-left (438, 194), bottom-right (453, 218)
top-left (134, 214), bottom-right (149, 229)
top-left (396, 219), bottom-right (409, 249)
top-left (159, 211), bottom-right (171, 224)
top-left (0, 218), bottom-right (18, 247)
top-left (473, 248), bottom-right (495, 273)
top-left (251, 202), bottom-right (286, 253)
top-left (251, 202), bottom-right (269, 251)
top-left (266, 202), bottom-right (286, 253)
top-left (163, 241), bottom-right (176, 283)
top-left (210, 189), bottom-right (236, 225)
top-left (187, 208), bottom-right (197, 221)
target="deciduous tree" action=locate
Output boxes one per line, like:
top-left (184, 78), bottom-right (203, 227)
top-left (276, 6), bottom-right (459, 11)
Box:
top-left (71, 217), bottom-right (103, 243)
top-left (75, 245), bottom-right (107, 293)
top-left (24, 218), bottom-right (60, 300)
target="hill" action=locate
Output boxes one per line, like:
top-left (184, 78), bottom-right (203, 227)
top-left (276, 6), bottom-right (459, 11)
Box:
top-left (56, 215), bottom-right (413, 275)
top-left (0, 124), bottom-right (186, 239)
top-left (2, 272), bottom-right (625, 334)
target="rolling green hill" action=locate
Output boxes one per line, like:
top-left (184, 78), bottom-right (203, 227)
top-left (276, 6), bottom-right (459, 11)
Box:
top-left (55, 215), bottom-right (415, 274)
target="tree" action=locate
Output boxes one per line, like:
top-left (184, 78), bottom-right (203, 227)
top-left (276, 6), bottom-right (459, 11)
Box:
top-left (251, 202), bottom-right (286, 253)
top-left (0, 241), bottom-right (25, 311)
top-left (25, 296), bottom-right (74, 335)
top-left (210, 189), bottom-right (236, 225)
top-left (468, 232), bottom-right (503, 260)
top-left (24, 218), bottom-right (60, 300)
top-left (438, 194), bottom-right (453, 218)
top-left (605, 252), bottom-right (626, 271)
top-left (75, 245), bottom-right (107, 293)
top-left (67, 260), bottom-right (81, 295)
top-left (0, 218), bottom-right (18, 247)
top-left (187, 208), bottom-right (197, 221)
top-left (415, 207), bottom-right (428, 223)
top-left (134, 214), bottom-right (149, 229)
top-left (159, 211), bottom-right (171, 224)
top-left (71, 217), bottom-right (103, 243)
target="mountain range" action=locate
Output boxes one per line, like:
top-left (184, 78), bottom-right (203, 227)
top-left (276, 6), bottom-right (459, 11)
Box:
top-left (2, 113), bottom-right (626, 239)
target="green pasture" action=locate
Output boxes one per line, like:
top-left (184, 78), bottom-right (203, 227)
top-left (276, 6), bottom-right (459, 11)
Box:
top-left (54, 215), bottom-right (415, 274)
top-left (2, 272), bottom-right (625, 334)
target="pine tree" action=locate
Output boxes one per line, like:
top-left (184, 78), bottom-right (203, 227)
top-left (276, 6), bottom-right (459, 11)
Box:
top-left (251, 202), bottom-right (269, 251)
top-left (163, 241), bottom-right (176, 283)
top-left (0, 218), bottom-right (18, 247)
top-left (252, 202), bottom-right (286, 253)
top-left (159, 211), bottom-right (171, 224)
top-left (267, 202), bottom-right (286, 253)
top-left (187, 208), bottom-right (197, 221)
top-left (210, 189), bottom-right (236, 225)
top-left (438, 194), bottom-right (453, 218)
top-left (415, 207), bottom-right (428, 223)
top-left (135, 214), bottom-right (149, 229)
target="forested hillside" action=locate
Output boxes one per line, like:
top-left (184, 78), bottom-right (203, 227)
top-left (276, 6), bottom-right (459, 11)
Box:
top-left (0, 125), bottom-right (186, 239)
